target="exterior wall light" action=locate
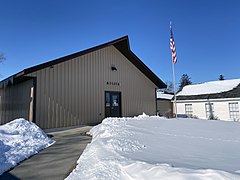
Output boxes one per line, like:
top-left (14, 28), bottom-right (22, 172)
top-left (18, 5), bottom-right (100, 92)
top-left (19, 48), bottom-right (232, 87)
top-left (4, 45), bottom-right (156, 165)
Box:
top-left (111, 65), bottom-right (117, 71)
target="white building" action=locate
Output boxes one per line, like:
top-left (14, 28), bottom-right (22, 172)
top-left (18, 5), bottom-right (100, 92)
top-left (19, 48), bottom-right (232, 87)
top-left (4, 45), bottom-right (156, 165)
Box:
top-left (176, 79), bottom-right (240, 121)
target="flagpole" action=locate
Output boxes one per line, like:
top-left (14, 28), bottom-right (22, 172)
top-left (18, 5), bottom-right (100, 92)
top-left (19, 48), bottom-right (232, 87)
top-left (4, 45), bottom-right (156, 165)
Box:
top-left (171, 56), bottom-right (178, 118)
top-left (170, 21), bottom-right (178, 118)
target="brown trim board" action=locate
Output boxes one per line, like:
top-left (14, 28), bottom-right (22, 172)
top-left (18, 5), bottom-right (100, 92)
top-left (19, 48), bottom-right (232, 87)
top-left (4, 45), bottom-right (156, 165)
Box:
top-left (0, 36), bottom-right (166, 89)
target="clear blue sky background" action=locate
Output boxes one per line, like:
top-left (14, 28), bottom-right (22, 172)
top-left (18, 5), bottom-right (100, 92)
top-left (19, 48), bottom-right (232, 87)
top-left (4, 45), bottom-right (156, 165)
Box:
top-left (1, 0), bottom-right (240, 85)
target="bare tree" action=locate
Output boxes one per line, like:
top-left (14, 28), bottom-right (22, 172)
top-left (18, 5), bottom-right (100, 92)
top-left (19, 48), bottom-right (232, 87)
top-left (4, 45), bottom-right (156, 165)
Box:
top-left (165, 81), bottom-right (174, 92)
top-left (0, 53), bottom-right (5, 62)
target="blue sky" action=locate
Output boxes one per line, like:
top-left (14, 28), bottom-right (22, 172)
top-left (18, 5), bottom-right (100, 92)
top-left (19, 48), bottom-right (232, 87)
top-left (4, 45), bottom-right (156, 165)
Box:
top-left (0, 0), bottom-right (240, 85)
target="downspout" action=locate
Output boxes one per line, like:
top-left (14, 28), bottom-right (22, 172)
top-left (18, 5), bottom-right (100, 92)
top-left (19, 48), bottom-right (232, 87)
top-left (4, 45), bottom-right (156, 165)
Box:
top-left (155, 88), bottom-right (158, 115)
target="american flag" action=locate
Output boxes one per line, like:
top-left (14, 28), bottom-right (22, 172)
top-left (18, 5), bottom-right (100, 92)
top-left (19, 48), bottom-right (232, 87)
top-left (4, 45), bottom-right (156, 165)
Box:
top-left (170, 22), bottom-right (177, 64)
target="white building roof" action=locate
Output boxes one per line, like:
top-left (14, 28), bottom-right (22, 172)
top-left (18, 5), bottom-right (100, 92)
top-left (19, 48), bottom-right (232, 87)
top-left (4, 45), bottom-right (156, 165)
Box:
top-left (157, 91), bottom-right (174, 100)
top-left (177, 79), bottom-right (240, 96)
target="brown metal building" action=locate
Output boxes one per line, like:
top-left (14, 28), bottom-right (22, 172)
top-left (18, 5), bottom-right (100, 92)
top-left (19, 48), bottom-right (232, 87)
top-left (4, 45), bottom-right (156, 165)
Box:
top-left (0, 36), bottom-right (166, 129)
top-left (156, 91), bottom-right (174, 118)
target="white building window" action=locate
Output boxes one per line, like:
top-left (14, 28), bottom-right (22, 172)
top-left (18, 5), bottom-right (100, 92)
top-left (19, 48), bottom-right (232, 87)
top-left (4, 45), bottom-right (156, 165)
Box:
top-left (229, 102), bottom-right (239, 121)
top-left (185, 104), bottom-right (193, 116)
top-left (205, 103), bottom-right (214, 119)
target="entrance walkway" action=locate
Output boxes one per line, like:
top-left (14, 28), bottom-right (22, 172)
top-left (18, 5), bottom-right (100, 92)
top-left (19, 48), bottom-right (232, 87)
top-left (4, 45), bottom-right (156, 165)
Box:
top-left (0, 126), bottom-right (92, 180)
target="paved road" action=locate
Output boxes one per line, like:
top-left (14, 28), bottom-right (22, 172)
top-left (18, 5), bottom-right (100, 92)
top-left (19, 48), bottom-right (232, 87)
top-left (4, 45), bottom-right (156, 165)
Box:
top-left (0, 126), bottom-right (92, 180)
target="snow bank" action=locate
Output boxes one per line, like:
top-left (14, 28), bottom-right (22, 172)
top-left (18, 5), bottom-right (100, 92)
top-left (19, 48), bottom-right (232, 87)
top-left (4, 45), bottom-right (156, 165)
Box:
top-left (177, 79), bottom-right (240, 96)
top-left (0, 118), bottom-right (55, 175)
top-left (67, 114), bottom-right (240, 180)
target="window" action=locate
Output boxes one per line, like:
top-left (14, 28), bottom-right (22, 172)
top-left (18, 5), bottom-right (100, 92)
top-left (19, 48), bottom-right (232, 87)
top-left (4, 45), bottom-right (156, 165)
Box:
top-left (185, 104), bottom-right (193, 116)
top-left (229, 102), bottom-right (239, 121)
top-left (205, 103), bottom-right (214, 118)
top-left (105, 92), bottom-right (110, 107)
top-left (112, 95), bottom-right (119, 107)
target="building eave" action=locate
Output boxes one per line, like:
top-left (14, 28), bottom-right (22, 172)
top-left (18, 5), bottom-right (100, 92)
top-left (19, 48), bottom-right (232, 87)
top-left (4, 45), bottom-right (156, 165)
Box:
top-left (176, 84), bottom-right (240, 100)
top-left (0, 36), bottom-right (166, 89)
top-left (176, 97), bottom-right (240, 103)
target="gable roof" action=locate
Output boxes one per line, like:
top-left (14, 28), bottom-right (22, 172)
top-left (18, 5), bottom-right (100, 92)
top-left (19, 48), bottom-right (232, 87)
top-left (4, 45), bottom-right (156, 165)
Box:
top-left (0, 36), bottom-right (166, 88)
top-left (177, 79), bottom-right (240, 100)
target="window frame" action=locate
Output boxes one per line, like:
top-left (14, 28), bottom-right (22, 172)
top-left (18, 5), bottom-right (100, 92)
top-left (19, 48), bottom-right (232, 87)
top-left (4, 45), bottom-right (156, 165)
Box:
top-left (185, 104), bottom-right (193, 116)
top-left (205, 103), bottom-right (214, 118)
top-left (229, 102), bottom-right (239, 121)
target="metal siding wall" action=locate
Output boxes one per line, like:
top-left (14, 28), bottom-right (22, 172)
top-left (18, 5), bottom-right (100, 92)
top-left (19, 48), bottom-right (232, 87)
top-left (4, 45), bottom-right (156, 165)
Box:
top-left (157, 100), bottom-right (173, 116)
top-left (27, 46), bottom-right (157, 129)
top-left (0, 79), bottom-right (33, 124)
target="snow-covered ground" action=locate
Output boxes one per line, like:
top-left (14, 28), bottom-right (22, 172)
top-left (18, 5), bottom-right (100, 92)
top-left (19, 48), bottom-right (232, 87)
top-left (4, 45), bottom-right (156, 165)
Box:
top-left (67, 114), bottom-right (240, 180)
top-left (0, 118), bottom-right (55, 175)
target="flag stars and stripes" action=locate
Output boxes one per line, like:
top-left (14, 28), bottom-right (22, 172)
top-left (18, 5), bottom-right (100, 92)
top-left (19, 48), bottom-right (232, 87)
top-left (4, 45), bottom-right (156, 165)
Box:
top-left (170, 22), bottom-right (177, 64)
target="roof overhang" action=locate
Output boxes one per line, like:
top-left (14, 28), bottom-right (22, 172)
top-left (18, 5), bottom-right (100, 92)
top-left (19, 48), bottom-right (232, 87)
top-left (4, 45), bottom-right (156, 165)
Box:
top-left (0, 36), bottom-right (166, 89)
top-left (177, 84), bottom-right (240, 100)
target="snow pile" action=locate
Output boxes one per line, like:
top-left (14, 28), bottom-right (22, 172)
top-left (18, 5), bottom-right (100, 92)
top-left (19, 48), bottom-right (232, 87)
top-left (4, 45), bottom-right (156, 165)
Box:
top-left (0, 118), bottom-right (55, 175)
top-left (157, 91), bottom-right (174, 100)
top-left (67, 114), bottom-right (240, 180)
top-left (177, 79), bottom-right (240, 96)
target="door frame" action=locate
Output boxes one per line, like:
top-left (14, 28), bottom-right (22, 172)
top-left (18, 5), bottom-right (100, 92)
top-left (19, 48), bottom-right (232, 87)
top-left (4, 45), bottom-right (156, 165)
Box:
top-left (28, 77), bottom-right (37, 123)
top-left (32, 77), bottom-right (37, 123)
top-left (104, 91), bottom-right (122, 118)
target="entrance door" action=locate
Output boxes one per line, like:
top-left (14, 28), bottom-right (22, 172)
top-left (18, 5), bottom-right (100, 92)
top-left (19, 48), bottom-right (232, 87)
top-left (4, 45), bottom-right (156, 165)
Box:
top-left (105, 91), bottom-right (121, 118)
